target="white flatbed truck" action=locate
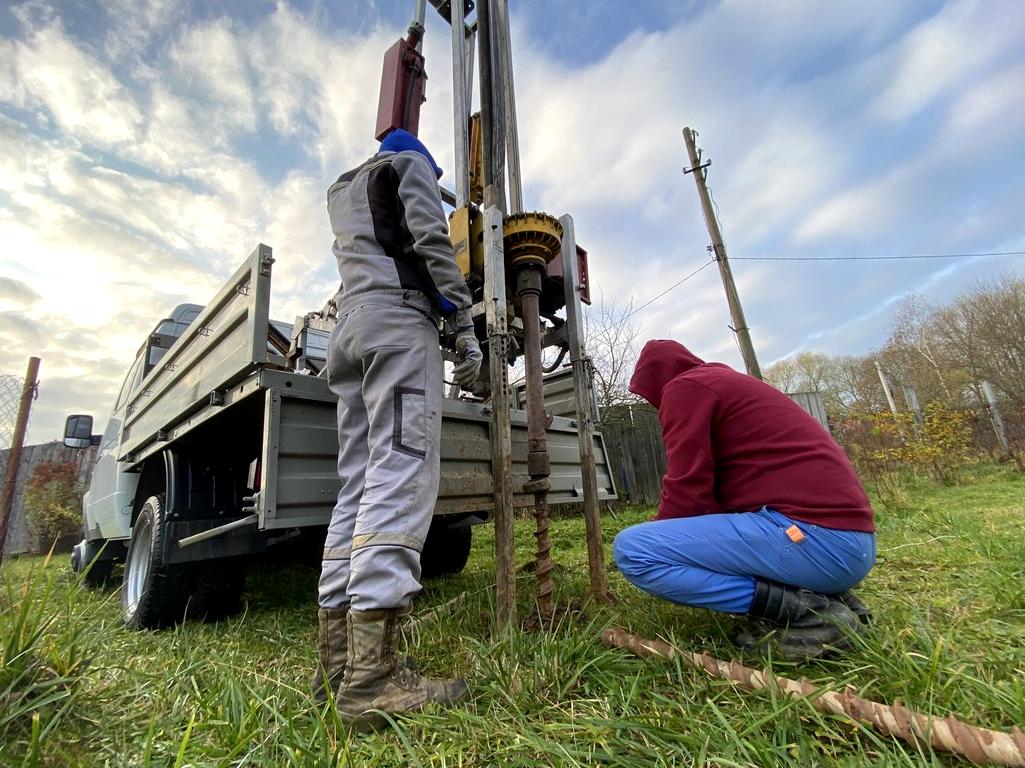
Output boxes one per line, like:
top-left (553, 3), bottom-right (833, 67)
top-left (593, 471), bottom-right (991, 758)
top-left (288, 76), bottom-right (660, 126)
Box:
top-left (64, 244), bottom-right (615, 629)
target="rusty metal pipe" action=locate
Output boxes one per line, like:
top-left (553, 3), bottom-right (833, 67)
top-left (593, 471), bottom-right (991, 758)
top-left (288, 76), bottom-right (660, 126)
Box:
top-left (517, 267), bottom-right (554, 617)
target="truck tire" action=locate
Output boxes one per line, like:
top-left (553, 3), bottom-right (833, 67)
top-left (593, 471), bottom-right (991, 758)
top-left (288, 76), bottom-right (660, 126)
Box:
top-left (187, 561), bottom-right (246, 622)
top-left (122, 495), bottom-right (195, 630)
top-left (420, 520), bottom-right (472, 580)
top-left (72, 540), bottom-right (114, 588)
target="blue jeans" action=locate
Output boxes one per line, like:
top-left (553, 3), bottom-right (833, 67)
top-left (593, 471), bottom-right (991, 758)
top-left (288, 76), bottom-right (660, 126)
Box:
top-left (613, 509), bottom-right (876, 614)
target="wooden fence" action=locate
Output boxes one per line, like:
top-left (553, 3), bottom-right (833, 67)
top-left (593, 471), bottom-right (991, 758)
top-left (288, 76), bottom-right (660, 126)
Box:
top-left (599, 405), bottom-right (667, 506)
top-left (0, 441), bottom-right (98, 556)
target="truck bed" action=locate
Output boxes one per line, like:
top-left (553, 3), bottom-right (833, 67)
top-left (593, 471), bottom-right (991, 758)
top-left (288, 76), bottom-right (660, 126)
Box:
top-left (116, 243), bottom-right (616, 526)
top-left (119, 244), bottom-right (277, 467)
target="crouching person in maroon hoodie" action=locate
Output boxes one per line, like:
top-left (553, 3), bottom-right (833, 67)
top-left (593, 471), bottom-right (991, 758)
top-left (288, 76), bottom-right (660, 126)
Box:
top-left (612, 340), bottom-right (876, 661)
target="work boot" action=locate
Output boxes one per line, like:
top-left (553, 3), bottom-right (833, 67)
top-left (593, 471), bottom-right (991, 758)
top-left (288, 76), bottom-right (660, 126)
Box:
top-left (832, 588), bottom-right (872, 625)
top-left (336, 607), bottom-right (468, 732)
top-left (312, 606), bottom-right (349, 702)
top-left (733, 580), bottom-right (862, 662)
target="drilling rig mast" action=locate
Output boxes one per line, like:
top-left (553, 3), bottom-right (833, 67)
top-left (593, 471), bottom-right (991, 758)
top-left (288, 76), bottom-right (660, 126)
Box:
top-left (376, 0), bottom-right (612, 627)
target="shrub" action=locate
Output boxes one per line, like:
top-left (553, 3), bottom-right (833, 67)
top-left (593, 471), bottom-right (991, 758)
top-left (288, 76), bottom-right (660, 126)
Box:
top-left (916, 403), bottom-right (974, 485)
top-left (836, 413), bottom-right (912, 513)
top-left (24, 461), bottom-right (82, 551)
top-left (837, 406), bottom-right (975, 512)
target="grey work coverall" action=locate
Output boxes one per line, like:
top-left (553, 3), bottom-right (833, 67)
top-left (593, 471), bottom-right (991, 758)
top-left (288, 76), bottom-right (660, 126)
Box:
top-left (318, 149), bottom-right (473, 611)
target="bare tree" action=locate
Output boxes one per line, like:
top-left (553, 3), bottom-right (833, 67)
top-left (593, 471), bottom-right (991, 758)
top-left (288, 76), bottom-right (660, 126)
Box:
top-left (832, 354), bottom-right (884, 415)
top-left (766, 351), bottom-right (882, 420)
top-left (583, 294), bottom-right (641, 417)
top-left (764, 357), bottom-right (800, 393)
top-left (882, 295), bottom-right (959, 405)
top-left (934, 274), bottom-right (1025, 406)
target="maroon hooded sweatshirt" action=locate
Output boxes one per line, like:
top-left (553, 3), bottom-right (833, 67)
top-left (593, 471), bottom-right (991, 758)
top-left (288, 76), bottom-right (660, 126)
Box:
top-left (628, 340), bottom-right (874, 532)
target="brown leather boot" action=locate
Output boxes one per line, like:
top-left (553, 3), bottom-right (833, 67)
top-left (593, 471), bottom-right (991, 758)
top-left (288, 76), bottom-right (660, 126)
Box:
top-left (311, 606), bottom-right (348, 702)
top-left (336, 607), bottom-right (468, 732)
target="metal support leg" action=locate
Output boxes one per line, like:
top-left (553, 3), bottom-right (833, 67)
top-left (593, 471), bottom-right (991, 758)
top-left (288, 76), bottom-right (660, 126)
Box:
top-left (482, 206), bottom-right (516, 630)
top-left (560, 214), bottom-right (610, 601)
top-left (493, 0), bottom-right (522, 213)
top-left (450, 0), bottom-right (469, 205)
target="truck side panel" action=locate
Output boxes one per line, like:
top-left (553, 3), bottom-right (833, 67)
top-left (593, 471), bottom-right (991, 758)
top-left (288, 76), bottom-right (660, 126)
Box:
top-left (258, 386), bottom-right (617, 530)
top-left (118, 244), bottom-right (275, 465)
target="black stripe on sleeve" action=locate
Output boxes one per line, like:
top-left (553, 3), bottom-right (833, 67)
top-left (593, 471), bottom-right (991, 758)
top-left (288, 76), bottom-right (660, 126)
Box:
top-left (366, 160), bottom-right (445, 303)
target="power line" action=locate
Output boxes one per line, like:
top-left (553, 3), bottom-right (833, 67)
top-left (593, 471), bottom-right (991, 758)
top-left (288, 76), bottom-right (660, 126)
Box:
top-left (731, 250), bottom-right (1025, 262)
top-left (579, 249), bottom-right (1023, 336)
top-left (621, 258), bottom-right (717, 323)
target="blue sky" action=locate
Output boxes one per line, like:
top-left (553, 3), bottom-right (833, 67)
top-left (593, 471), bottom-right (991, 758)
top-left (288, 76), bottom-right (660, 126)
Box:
top-left (1, 0), bottom-right (1024, 443)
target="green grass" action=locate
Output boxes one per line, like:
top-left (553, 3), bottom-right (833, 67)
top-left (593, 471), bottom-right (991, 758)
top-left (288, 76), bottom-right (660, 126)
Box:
top-left (2, 463), bottom-right (1023, 767)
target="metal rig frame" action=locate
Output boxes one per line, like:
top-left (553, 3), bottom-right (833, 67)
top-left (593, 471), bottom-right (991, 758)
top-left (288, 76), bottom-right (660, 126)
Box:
top-left (426, 0), bottom-right (609, 628)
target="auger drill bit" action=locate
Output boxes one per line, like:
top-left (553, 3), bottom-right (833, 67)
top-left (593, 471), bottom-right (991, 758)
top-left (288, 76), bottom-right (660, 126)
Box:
top-left (505, 212), bottom-right (563, 620)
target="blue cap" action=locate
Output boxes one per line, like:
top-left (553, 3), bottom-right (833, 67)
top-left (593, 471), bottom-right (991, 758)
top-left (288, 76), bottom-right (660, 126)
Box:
top-left (380, 128), bottom-right (444, 179)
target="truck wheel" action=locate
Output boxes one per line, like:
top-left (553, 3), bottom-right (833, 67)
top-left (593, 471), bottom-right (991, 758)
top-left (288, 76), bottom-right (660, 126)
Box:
top-left (187, 561), bottom-right (246, 622)
top-left (420, 520), bottom-right (472, 580)
top-left (122, 496), bottom-right (195, 630)
top-left (72, 540), bottom-right (114, 588)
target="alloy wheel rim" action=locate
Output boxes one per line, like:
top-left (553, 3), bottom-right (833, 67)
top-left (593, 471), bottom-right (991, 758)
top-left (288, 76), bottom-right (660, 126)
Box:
top-left (126, 514), bottom-right (153, 613)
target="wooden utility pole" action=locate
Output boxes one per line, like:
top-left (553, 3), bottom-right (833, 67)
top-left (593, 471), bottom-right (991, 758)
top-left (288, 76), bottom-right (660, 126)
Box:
top-left (0, 357), bottom-right (40, 567)
top-left (682, 128), bottom-right (762, 380)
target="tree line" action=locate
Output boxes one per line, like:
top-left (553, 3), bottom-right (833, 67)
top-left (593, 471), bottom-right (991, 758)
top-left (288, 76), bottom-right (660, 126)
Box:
top-left (763, 274), bottom-right (1025, 420)
top-left (584, 273), bottom-right (1024, 421)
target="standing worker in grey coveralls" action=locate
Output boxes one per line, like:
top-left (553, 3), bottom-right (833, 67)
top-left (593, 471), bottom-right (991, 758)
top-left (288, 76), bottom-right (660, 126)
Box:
top-left (312, 128), bottom-right (482, 730)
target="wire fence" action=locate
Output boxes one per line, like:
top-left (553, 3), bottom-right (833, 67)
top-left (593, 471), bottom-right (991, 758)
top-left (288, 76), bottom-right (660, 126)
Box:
top-left (0, 372), bottom-right (26, 451)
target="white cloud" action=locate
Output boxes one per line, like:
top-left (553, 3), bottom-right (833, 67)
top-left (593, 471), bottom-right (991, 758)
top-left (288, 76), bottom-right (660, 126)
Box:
top-left (719, 119), bottom-right (843, 246)
top-left (0, 276), bottom-right (42, 309)
top-left (247, 4), bottom-right (392, 171)
top-left (947, 62), bottom-right (1025, 138)
top-left (795, 166), bottom-right (909, 244)
top-left (2, 23), bottom-right (143, 146)
top-left (127, 84), bottom-right (218, 174)
top-left (872, 0), bottom-right (1025, 124)
top-left (103, 0), bottom-right (184, 61)
top-left (171, 18), bottom-right (256, 133)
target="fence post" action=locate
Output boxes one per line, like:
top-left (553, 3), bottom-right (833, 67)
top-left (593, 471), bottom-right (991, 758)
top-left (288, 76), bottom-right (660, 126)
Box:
top-left (0, 357), bottom-right (41, 567)
top-left (980, 381), bottom-right (1011, 455)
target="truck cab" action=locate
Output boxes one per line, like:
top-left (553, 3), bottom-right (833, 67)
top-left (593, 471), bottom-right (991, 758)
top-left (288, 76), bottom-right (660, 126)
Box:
top-left (67, 305), bottom-right (204, 581)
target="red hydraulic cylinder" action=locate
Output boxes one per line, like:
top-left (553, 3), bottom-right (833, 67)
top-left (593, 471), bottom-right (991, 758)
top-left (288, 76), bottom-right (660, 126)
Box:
top-left (545, 244), bottom-right (592, 305)
top-left (375, 36), bottom-right (428, 140)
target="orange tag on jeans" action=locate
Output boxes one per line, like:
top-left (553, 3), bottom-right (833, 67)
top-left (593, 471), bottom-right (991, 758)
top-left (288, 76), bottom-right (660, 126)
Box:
top-left (786, 525), bottom-right (805, 543)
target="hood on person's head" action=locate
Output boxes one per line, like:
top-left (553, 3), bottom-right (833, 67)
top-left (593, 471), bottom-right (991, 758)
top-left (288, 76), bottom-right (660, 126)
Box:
top-left (379, 128), bottom-right (444, 179)
top-left (628, 339), bottom-right (705, 408)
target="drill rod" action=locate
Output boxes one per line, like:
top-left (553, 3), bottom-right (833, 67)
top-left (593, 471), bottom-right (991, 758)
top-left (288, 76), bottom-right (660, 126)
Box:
top-left (603, 629), bottom-right (1025, 768)
top-left (517, 267), bottom-right (554, 618)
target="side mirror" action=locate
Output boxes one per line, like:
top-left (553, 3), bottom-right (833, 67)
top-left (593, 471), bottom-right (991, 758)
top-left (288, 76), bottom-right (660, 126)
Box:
top-left (64, 414), bottom-right (94, 449)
